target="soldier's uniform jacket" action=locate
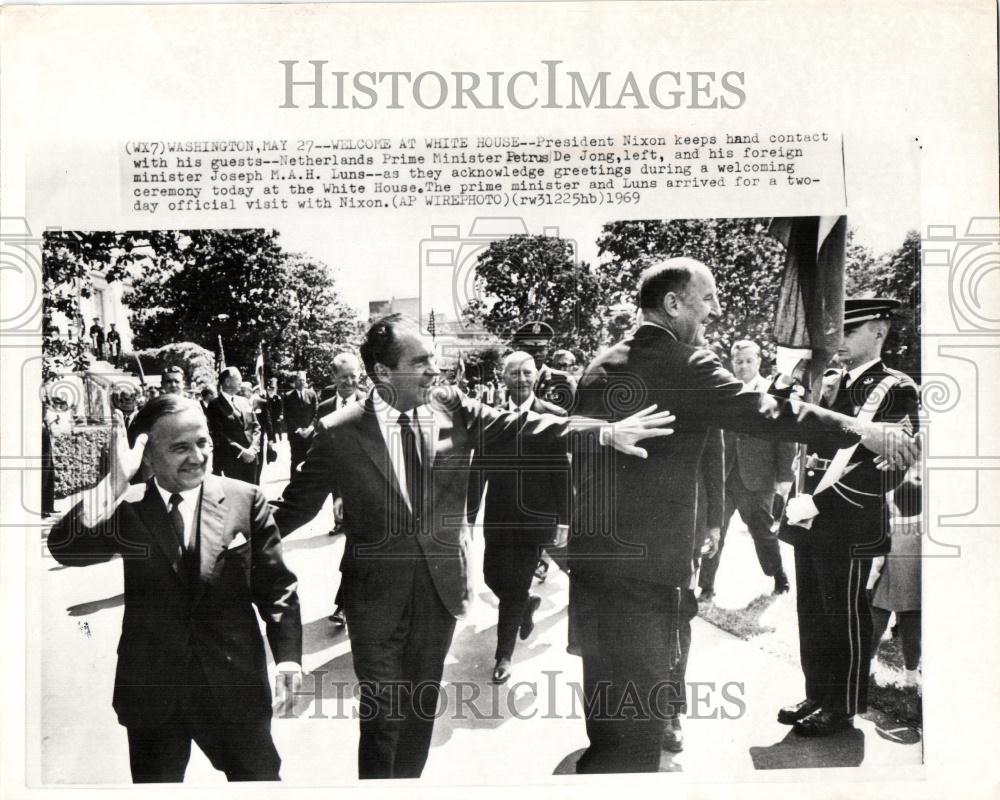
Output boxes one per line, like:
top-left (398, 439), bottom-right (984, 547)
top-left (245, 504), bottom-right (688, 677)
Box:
top-left (779, 360), bottom-right (919, 555)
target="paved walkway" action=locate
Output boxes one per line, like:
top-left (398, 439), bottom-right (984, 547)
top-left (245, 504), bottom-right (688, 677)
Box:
top-left (37, 442), bottom-right (922, 784)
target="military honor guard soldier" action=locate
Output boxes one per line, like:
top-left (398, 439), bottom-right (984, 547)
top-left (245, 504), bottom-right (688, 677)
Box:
top-left (778, 298), bottom-right (920, 736)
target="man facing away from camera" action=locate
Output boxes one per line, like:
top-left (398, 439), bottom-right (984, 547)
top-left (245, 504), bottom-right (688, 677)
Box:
top-left (271, 313), bottom-right (676, 780)
top-left (47, 395), bottom-right (302, 782)
top-left (568, 258), bottom-right (920, 773)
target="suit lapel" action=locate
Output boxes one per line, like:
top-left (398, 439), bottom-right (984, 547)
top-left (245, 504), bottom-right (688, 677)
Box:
top-left (138, 480), bottom-right (187, 582)
top-left (355, 400), bottom-right (408, 507)
top-left (193, 475), bottom-right (229, 605)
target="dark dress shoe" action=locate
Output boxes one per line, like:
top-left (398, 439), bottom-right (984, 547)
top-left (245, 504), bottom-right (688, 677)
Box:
top-left (661, 716), bottom-right (684, 753)
top-left (773, 570), bottom-right (790, 595)
top-left (777, 698), bottom-right (821, 725)
top-left (328, 606), bottom-right (346, 626)
top-left (492, 658), bottom-right (512, 684)
top-left (519, 595), bottom-right (542, 640)
top-left (793, 709), bottom-right (854, 737)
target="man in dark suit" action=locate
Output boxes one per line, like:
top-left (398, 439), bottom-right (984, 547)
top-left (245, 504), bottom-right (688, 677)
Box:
top-left (777, 298), bottom-right (920, 736)
top-left (283, 371), bottom-right (318, 478)
top-left (662, 426), bottom-right (724, 754)
top-left (46, 396), bottom-right (302, 782)
top-left (699, 339), bottom-right (796, 598)
top-left (206, 367), bottom-right (260, 483)
top-left (106, 323), bottom-right (122, 362)
top-left (315, 352), bottom-right (366, 623)
top-left (317, 352), bottom-right (365, 417)
top-left (568, 259), bottom-right (920, 773)
top-left (89, 317), bottom-right (106, 360)
top-left (266, 378), bottom-right (284, 440)
top-left (471, 350), bottom-right (570, 685)
top-left (160, 366), bottom-right (186, 396)
top-left (272, 313), bottom-right (675, 779)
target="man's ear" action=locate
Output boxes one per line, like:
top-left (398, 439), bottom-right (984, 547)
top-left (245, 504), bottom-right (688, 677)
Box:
top-left (661, 291), bottom-right (680, 318)
top-left (373, 362), bottom-right (389, 382)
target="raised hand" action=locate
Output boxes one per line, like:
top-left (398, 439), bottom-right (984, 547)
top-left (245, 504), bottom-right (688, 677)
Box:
top-left (605, 405), bottom-right (676, 458)
top-left (109, 409), bottom-right (147, 497)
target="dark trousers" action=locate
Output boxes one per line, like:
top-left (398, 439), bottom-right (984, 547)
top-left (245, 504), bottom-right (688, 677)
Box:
top-left (793, 542), bottom-right (873, 716)
top-left (700, 471), bottom-right (783, 592)
top-left (663, 588), bottom-right (699, 717)
top-left (349, 557), bottom-right (457, 779)
top-left (289, 434), bottom-right (310, 479)
top-left (570, 572), bottom-right (681, 774)
top-left (483, 536), bottom-right (542, 661)
top-left (125, 656), bottom-right (280, 782)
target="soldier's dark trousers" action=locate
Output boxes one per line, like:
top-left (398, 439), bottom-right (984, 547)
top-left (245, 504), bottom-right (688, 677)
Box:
top-left (793, 541), bottom-right (874, 716)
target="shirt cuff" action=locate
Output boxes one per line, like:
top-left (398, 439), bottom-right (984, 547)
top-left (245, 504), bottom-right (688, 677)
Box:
top-left (275, 661), bottom-right (301, 673)
top-left (599, 425), bottom-right (611, 447)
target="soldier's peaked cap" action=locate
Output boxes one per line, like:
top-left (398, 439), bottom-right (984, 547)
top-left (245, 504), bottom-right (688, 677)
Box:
top-left (844, 297), bottom-right (901, 329)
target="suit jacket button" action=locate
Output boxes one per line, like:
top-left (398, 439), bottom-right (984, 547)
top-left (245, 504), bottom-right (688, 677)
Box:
top-left (807, 470), bottom-right (815, 477)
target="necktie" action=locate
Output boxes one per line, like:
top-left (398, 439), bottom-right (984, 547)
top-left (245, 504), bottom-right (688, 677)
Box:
top-left (168, 493), bottom-right (185, 552)
top-left (397, 412), bottom-right (424, 529)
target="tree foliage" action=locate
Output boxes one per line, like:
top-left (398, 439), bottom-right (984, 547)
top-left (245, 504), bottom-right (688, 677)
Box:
top-left (596, 218), bottom-right (787, 362)
top-left (42, 230), bottom-right (182, 381)
top-left (43, 229), bottom-right (361, 389)
top-left (463, 235), bottom-right (611, 355)
top-left (845, 230), bottom-right (921, 378)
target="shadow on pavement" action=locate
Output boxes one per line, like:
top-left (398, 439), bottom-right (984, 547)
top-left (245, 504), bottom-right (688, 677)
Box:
top-left (282, 650), bottom-right (358, 722)
top-left (749, 727), bottom-right (865, 769)
top-left (281, 531), bottom-right (341, 553)
top-left (66, 593), bottom-right (124, 616)
top-left (302, 614), bottom-right (349, 657)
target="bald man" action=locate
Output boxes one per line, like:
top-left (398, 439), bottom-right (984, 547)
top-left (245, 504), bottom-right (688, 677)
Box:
top-left (569, 257), bottom-right (920, 772)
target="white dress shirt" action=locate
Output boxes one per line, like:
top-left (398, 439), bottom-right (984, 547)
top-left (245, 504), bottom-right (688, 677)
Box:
top-left (508, 392), bottom-right (536, 412)
top-left (372, 393), bottom-right (429, 511)
top-left (845, 358), bottom-right (881, 388)
top-left (335, 392), bottom-right (359, 411)
top-left (154, 480), bottom-right (201, 548)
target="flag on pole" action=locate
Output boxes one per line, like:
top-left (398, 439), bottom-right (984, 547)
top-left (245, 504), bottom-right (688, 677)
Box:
top-left (769, 215), bottom-right (847, 397)
top-left (133, 354), bottom-right (146, 386)
top-left (216, 335), bottom-right (227, 373)
top-left (255, 343), bottom-right (265, 387)
top-left (427, 309), bottom-right (436, 340)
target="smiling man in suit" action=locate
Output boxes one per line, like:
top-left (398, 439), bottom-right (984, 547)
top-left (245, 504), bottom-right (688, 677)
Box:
top-left (569, 259), bottom-right (921, 773)
top-left (206, 367), bottom-right (261, 483)
top-left (47, 395), bottom-right (302, 782)
top-left (472, 350), bottom-right (570, 685)
top-left (317, 352), bottom-right (365, 417)
top-left (272, 313), bottom-right (676, 780)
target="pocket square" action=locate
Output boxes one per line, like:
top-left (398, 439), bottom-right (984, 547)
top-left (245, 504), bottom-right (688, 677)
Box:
top-left (227, 532), bottom-right (249, 549)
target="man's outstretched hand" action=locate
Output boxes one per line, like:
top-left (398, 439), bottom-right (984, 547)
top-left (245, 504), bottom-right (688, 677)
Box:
top-left (603, 405), bottom-right (676, 458)
top-left (861, 421), bottom-right (922, 471)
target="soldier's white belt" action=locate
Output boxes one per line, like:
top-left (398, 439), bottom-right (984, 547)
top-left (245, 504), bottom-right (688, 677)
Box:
top-left (804, 454), bottom-right (834, 470)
